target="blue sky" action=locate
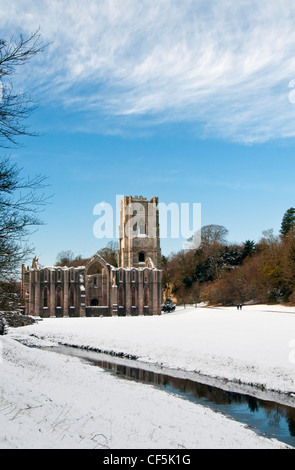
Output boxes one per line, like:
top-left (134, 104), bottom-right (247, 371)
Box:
top-left (1, 0), bottom-right (295, 266)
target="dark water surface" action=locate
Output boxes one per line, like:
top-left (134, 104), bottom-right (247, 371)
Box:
top-left (39, 343), bottom-right (295, 448)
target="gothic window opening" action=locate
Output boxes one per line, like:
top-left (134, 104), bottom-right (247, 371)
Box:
top-left (43, 287), bottom-right (48, 308)
top-left (118, 286), bottom-right (124, 307)
top-left (70, 286), bottom-right (75, 307)
top-left (131, 285), bottom-right (136, 307)
top-left (139, 252), bottom-right (145, 263)
top-left (87, 261), bottom-right (103, 276)
top-left (30, 284), bottom-right (35, 307)
top-left (56, 286), bottom-right (62, 308)
top-left (91, 299), bottom-right (99, 306)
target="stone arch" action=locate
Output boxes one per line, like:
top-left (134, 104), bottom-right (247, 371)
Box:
top-left (119, 268), bottom-right (124, 282)
top-left (118, 285), bottom-right (124, 307)
top-left (69, 285), bottom-right (75, 307)
top-left (86, 257), bottom-right (110, 308)
top-left (86, 255), bottom-right (109, 276)
top-left (43, 286), bottom-right (49, 308)
top-left (56, 286), bottom-right (63, 308)
top-left (87, 262), bottom-right (103, 276)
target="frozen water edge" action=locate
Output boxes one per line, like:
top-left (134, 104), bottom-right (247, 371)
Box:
top-left (0, 336), bottom-right (291, 449)
top-left (14, 333), bottom-right (295, 409)
top-left (10, 305), bottom-right (295, 396)
top-left (1, 304), bottom-right (295, 448)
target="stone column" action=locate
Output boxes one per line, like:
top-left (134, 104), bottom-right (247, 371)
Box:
top-left (138, 270), bottom-right (144, 316)
top-left (104, 270), bottom-right (109, 307)
top-left (29, 271), bottom-right (34, 315)
top-left (152, 271), bottom-right (158, 316)
top-left (158, 271), bottom-right (163, 315)
top-left (79, 271), bottom-right (86, 317)
top-left (50, 270), bottom-right (55, 317)
top-left (34, 271), bottom-right (41, 316)
top-left (34, 270), bottom-right (40, 316)
top-left (63, 269), bottom-right (69, 317)
top-left (157, 271), bottom-right (162, 315)
top-left (125, 270), bottom-right (131, 316)
top-left (111, 284), bottom-right (118, 316)
top-left (111, 270), bottom-right (118, 316)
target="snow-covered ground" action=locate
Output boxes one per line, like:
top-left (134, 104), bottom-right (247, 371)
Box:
top-left (1, 304), bottom-right (295, 449)
top-left (11, 304), bottom-right (295, 394)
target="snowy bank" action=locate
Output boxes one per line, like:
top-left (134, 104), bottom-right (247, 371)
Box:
top-left (0, 337), bottom-right (289, 449)
top-left (10, 305), bottom-right (295, 395)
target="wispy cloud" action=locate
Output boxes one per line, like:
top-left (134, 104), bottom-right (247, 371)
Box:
top-left (2, 0), bottom-right (295, 143)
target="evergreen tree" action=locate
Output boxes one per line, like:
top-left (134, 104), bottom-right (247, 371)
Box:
top-left (280, 208), bottom-right (295, 237)
top-left (242, 240), bottom-right (256, 258)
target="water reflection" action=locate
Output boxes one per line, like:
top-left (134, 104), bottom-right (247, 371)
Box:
top-left (90, 358), bottom-right (295, 446)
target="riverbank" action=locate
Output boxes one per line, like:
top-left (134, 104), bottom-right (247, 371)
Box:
top-left (1, 304), bottom-right (294, 449)
top-left (0, 336), bottom-right (290, 449)
top-left (10, 304), bottom-right (295, 396)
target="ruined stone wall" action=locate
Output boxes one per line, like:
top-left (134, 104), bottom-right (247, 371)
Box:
top-left (24, 261), bottom-right (162, 318)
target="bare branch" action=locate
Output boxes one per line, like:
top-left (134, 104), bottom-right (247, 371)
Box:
top-left (0, 30), bottom-right (47, 148)
top-left (0, 31), bottom-right (49, 281)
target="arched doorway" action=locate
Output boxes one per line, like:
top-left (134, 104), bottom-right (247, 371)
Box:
top-left (85, 257), bottom-right (110, 316)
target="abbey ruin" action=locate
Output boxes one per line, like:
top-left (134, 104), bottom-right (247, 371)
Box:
top-left (21, 196), bottom-right (162, 317)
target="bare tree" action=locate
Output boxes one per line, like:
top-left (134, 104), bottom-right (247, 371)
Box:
top-left (97, 241), bottom-right (118, 267)
top-left (201, 224), bottom-right (229, 247)
top-left (0, 31), bottom-right (47, 281)
top-left (0, 30), bottom-right (46, 147)
top-left (55, 250), bottom-right (84, 267)
top-left (0, 157), bottom-right (47, 279)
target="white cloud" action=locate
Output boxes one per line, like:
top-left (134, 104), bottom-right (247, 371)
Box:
top-left (2, 0), bottom-right (295, 142)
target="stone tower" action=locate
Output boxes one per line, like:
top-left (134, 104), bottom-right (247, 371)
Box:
top-left (118, 196), bottom-right (161, 269)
